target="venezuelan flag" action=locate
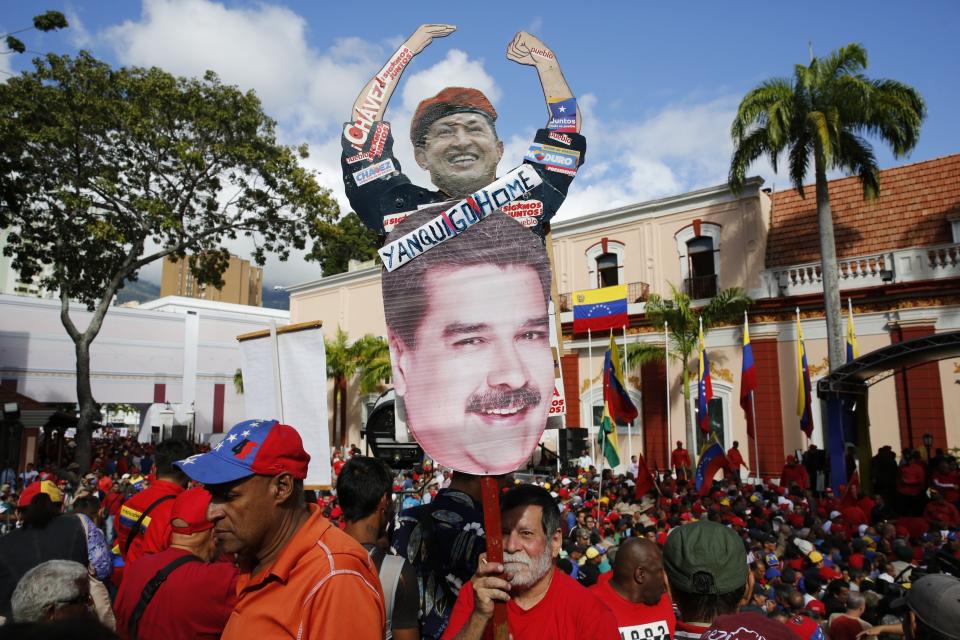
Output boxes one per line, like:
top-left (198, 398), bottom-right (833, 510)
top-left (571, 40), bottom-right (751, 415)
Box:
top-left (695, 440), bottom-right (726, 495)
top-left (697, 323), bottom-right (713, 433)
top-left (572, 285), bottom-right (628, 333)
top-left (846, 301), bottom-right (858, 364)
top-left (796, 315), bottom-right (813, 438)
top-left (603, 334), bottom-right (638, 424)
top-left (740, 317), bottom-right (758, 440)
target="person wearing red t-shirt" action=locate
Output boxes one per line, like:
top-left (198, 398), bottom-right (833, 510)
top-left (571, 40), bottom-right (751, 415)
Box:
top-left (114, 487), bottom-right (239, 639)
top-left (442, 485), bottom-right (618, 639)
top-left (590, 538), bottom-right (676, 640)
top-left (924, 490), bottom-right (960, 527)
top-left (672, 442), bottom-right (692, 481)
top-left (726, 441), bottom-right (748, 487)
top-left (115, 439), bottom-right (193, 569)
top-left (780, 455), bottom-right (810, 490)
top-left (827, 592), bottom-right (871, 640)
top-left (931, 459), bottom-right (959, 504)
top-left (897, 452), bottom-right (927, 516)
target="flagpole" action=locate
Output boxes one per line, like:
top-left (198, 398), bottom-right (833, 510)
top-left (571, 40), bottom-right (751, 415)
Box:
top-left (796, 306), bottom-right (809, 450)
top-left (587, 328), bottom-right (595, 465)
top-left (747, 312), bottom-right (761, 484)
top-left (664, 321), bottom-right (671, 472)
top-left (622, 324), bottom-right (631, 471)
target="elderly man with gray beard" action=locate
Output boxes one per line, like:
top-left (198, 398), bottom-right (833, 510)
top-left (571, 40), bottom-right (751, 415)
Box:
top-left (441, 485), bottom-right (618, 639)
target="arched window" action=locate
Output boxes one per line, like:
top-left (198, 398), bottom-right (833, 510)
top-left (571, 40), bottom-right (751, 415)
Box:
top-left (686, 380), bottom-right (733, 460)
top-left (686, 236), bottom-right (717, 299)
top-left (675, 223), bottom-right (721, 300)
top-left (585, 240), bottom-right (625, 289)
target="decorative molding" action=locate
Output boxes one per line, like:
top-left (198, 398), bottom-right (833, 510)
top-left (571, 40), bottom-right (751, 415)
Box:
top-left (807, 357), bottom-right (830, 377)
top-left (711, 363), bottom-right (734, 384)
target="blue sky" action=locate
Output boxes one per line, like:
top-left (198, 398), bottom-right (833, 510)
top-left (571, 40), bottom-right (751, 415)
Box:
top-left (4, 0), bottom-right (958, 285)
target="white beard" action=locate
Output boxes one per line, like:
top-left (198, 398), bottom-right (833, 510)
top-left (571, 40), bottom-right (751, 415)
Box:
top-left (502, 546), bottom-right (554, 590)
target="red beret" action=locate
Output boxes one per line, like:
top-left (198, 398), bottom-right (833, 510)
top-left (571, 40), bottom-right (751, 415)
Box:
top-left (410, 87), bottom-right (497, 145)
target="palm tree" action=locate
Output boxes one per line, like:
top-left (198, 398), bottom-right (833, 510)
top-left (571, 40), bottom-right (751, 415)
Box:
top-left (325, 327), bottom-right (392, 449)
top-left (729, 43), bottom-right (925, 371)
top-left (636, 285), bottom-right (751, 453)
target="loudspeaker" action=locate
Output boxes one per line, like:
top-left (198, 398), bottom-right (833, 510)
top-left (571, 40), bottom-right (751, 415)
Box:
top-left (560, 428), bottom-right (588, 464)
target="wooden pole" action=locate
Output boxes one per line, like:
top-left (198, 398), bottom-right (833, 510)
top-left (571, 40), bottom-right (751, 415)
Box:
top-left (479, 476), bottom-right (509, 640)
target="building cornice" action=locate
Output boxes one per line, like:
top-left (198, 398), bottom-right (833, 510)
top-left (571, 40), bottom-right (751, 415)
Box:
top-left (550, 177), bottom-right (765, 238)
top-left (286, 266), bottom-right (381, 296)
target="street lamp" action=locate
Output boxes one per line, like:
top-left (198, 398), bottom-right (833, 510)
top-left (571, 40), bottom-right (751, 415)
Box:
top-left (922, 433), bottom-right (934, 461)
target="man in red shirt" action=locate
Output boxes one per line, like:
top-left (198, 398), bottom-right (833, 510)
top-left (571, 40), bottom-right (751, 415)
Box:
top-left (828, 592), bottom-right (871, 640)
top-left (780, 455), bottom-right (810, 490)
top-left (672, 442), bottom-right (692, 481)
top-left (589, 538), bottom-right (675, 640)
top-left (115, 438), bottom-right (193, 567)
top-left (442, 484), bottom-right (618, 639)
top-left (924, 490), bottom-right (960, 527)
top-left (897, 452), bottom-right (927, 516)
top-left (726, 441), bottom-right (748, 487)
top-left (113, 487), bottom-right (239, 639)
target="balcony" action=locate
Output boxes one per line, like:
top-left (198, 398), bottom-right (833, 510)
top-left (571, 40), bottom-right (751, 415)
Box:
top-left (684, 274), bottom-right (718, 300)
top-left (757, 242), bottom-right (960, 298)
top-left (557, 281), bottom-right (650, 312)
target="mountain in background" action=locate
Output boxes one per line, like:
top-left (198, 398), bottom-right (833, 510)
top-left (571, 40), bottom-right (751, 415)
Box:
top-left (113, 277), bottom-right (289, 310)
top-left (114, 279), bottom-right (161, 305)
top-left (261, 285), bottom-right (290, 310)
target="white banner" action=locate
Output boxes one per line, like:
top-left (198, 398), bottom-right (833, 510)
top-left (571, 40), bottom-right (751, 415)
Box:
top-left (239, 325), bottom-right (331, 488)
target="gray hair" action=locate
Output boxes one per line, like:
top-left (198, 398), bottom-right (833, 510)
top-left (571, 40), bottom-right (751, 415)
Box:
top-left (11, 559), bottom-right (88, 622)
top-left (846, 592), bottom-right (866, 611)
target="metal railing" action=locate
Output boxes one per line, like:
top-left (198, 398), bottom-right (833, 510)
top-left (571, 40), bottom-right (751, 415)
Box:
top-left (557, 281), bottom-right (650, 312)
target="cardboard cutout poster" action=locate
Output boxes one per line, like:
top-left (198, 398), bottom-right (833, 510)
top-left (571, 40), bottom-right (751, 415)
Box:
top-left (341, 24), bottom-right (585, 474)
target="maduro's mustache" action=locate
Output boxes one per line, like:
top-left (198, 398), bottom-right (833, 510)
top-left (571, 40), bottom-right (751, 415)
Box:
top-left (466, 387), bottom-right (541, 414)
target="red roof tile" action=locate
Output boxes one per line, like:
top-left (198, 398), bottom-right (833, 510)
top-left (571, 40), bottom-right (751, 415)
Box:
top-left (766, 154), bottom-right (960, 267)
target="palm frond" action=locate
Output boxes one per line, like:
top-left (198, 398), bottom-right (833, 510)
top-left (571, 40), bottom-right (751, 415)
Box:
top-left (625, 341), bottom-right (665, 370)
top-left (836, 131), bottom-right (880, 199)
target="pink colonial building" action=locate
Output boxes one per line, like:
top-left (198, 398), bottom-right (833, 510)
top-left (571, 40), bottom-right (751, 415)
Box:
top-left (288, 154), bottom-right (960, 475)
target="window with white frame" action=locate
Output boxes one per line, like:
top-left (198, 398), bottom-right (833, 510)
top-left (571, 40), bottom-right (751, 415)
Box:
top-left (585, 240), bottom-right (625, 289)
top-left (580, 386), bottom-right (642, 435)
top-left (686, 380), bottom-right (732, 454)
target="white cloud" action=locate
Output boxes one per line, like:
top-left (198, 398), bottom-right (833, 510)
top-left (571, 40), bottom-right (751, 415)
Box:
top-left (104, 0), bottom-right (315, 119)
top-left (65, 8), bottom-right (93, 48)
top-left (555, 94), bottom-right (787, 221)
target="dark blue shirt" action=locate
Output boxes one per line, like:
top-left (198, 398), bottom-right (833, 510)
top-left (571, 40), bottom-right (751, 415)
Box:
top-left (391, 488), bottom-right (485, 640)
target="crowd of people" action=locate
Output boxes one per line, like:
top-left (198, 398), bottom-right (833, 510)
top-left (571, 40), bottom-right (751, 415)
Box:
top-left (0, 420), bottom-right (958, 640)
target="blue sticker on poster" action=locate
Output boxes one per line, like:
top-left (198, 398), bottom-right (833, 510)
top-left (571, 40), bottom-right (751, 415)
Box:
top-left (547, 98), bottom-right (577, 132)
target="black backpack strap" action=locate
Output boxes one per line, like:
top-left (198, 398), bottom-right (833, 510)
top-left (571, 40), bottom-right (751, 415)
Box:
top-left (123, 494), bottom-right (176, 556)
top-left (128, 554), bottom-right (201, 640)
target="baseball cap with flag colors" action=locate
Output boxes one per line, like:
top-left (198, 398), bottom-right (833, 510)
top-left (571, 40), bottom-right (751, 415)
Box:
top-left (17, 480), bottom-right (62, 507)
top-left (174, 419), bottom-right (310, 484)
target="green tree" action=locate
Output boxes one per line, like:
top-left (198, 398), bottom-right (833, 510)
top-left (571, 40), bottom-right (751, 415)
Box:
top-left (639, 285), bottom-right (751, 453)
top-left (307, 212), bottom-right (380, 276)
top-left (1, 11), bottom-right (68, 59)
top-left (729, 43), bottom-right (925, 371)
top-left (325, 328), bottom-right (391, 450)
top-left (0, 53), bottom-right (339, 471)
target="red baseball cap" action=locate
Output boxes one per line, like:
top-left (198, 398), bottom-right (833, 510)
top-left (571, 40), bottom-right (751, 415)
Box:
top-left (170, 487), bottom-right (214, 535)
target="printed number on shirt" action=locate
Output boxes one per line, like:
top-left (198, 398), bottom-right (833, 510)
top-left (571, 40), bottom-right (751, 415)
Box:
top-left (620, 621), bottom-right (669, 640)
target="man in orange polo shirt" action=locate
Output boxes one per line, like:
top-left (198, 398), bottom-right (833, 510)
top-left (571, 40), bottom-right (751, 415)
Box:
top-left (175, 419), bottom-right (385, 639)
